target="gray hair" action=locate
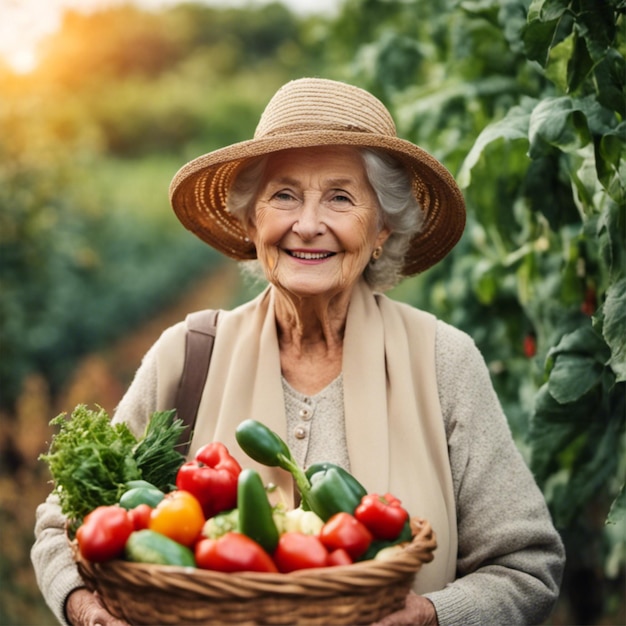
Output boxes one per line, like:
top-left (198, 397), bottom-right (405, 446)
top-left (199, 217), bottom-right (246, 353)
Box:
top-left (226, 148), bottom-right (424, 291)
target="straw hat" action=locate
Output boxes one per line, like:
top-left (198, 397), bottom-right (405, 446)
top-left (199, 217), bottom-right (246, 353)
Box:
top-left (169, 77), bottom-right (465, 275)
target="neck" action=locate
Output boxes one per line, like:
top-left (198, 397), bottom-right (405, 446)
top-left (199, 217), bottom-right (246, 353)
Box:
top-left (272, 285), bottom-right (354, 355)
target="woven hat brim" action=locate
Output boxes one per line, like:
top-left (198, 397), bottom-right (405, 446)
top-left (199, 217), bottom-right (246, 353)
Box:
top-left (169, 130), bottom-right (466, 275)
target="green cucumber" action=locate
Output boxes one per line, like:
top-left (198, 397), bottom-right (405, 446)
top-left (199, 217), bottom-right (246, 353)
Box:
top-left (126, 479), bottom-right (160, 490)
top-left (119, 486), bottom-right (165, 510)
top-left (125, 530), bottom-right (195, 567)
top-left (237, 468), bottom-right (279, 554)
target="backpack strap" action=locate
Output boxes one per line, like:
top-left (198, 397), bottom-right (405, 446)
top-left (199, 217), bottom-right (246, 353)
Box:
top-left (175, 309), bottom-right (219, 457)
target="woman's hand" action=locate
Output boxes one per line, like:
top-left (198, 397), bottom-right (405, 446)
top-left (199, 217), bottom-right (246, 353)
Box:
top-left (373, 591), bottom-right (439, 626)
top-left (65, 588), bottom-right (129, 626)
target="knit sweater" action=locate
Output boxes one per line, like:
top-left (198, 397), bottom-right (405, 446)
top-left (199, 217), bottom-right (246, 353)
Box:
top-left (32, 317), bottom-right (564, 625)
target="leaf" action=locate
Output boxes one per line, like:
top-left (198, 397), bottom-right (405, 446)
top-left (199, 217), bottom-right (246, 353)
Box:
top-left (595, 122), bottom-right (626, 196)
top-left (522, 1), bottom-right (573, 66)
top-left (594, 49), bottom-right (626, 118)
top-left (528, 97), bottom-right (591, 158)
top-left (549, 416), bottom-right (622, 527)
top-left (529, 384), bottom-right (588, 481)
top-left (547, 326), bottom-right (610, 403)
top-left (567, 30), bottom-right (594, 92)
top-left (574, 0), bottom-right (616, 62)
top-left (548, 353), bottom-right (605, 403)
top-left (607, 483), bottom-right (626, 524)
top-left (603, 277), bottom-right (626, 381)
top-left (544, 32), bottom-right (574, 91)
top-left (458, 101), bottom-right (532, 187)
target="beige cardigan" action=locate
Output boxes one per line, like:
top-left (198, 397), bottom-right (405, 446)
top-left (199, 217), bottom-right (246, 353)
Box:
top-left (155, 280), bottom-right (457, 593)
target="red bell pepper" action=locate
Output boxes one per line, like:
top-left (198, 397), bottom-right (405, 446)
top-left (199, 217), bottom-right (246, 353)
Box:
top-left (354, 492), bottom-right (409, 540)
top-left (195, 533), bottom-right (278, 573)
top-left (319, 512), bottom-right (372, 560)
top-left (176, 442), bottom-right (242, 519)
top-left (75, 505), bottom-right (134, 562)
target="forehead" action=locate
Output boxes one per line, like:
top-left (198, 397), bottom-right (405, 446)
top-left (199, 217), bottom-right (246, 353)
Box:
top-left (263, 146), bottom-right (367, 182)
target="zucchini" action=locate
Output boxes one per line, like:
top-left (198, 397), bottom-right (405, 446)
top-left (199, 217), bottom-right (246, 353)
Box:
top-left (237, 468), bottom-right (279, 554)
top-left (125, 530), bottom-right (195, 567)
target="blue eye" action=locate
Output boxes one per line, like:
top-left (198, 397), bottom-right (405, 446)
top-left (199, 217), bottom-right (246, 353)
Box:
top-left (275, 191), bottom-right (294, 201)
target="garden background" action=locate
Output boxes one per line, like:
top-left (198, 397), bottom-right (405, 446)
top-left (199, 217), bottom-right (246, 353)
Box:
top-left (0, 0), bottom-right (624, 624)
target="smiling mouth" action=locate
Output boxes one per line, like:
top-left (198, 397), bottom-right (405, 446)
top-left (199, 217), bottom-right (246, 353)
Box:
top-left (287, 250), bottom-right (336, 260)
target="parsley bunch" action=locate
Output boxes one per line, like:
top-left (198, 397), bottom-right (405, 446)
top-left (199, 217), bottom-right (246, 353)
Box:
top-left (40, 405), bottom-right (187, 523)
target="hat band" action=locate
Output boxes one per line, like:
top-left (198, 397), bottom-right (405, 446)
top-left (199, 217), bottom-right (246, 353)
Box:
top-left (259, 121), bottom-right (379, 138)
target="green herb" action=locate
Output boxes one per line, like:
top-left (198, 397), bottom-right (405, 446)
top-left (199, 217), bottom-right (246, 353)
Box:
top-left (40, 405), bottom-right (188, 524)
top-left (132, 409), bottom-right (187, 492)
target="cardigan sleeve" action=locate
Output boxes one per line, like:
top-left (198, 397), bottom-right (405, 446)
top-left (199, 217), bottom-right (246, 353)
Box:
top-left (30, 343), bottom-right (160, 625)
top-left (423, 321), bottom-right (565, 626)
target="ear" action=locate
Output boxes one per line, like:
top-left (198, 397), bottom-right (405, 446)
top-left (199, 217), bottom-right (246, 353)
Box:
top-left (375, 226), bottom-right (391, 249)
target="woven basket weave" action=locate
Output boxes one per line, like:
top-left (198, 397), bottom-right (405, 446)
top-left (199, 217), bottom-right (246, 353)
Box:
top-left (73, 518), bottom-right (436, 625)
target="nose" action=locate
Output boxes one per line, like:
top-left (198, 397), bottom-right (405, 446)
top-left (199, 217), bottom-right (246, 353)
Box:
top-left (292, 196), bottom-right (326, 239)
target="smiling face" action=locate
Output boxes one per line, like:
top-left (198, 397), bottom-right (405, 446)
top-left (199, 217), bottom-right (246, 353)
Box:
top-left (248, 146), bottom-right (390, 300)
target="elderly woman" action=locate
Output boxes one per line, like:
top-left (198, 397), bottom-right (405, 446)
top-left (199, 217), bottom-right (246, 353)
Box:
top-left (32, 78), bottom-right (564, 626)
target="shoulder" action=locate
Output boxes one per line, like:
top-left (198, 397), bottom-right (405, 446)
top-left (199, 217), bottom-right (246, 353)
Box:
top-left (435, 319), bottom-right (484, 369)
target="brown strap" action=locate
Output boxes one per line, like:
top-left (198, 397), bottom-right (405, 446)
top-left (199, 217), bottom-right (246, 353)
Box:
top-left (175, 309), bottom-right (219, 457)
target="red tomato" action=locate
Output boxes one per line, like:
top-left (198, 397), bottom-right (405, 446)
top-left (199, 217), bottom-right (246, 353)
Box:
top-left (326, 548), bottom-right (353, 567)
top-left (195, 533), bottom-right (277, 573)
top-left (523, 334), bottom-right (537, 358)
top-left (273, 532), bottom-right (329, 573)
top-left (149, 490), bottom-right (205, 547)
top-left (128, 504), bottom-right (153, 531)
top-left (76, 505), bottom-right (133, 562)
top-left (319, 512), bottom-right (372, 560)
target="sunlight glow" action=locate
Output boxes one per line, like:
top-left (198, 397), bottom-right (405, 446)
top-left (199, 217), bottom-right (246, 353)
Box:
top-left (0, 0), bottom-right (337, 74)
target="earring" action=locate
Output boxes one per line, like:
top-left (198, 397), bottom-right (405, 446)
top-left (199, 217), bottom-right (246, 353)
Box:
top-left (372, 246), bottom-right (383, 261)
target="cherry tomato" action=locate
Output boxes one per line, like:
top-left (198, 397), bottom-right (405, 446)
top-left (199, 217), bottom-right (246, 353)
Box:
top-left (319, 512), bottom-right (372, 560)
top-left (273, 532), bottom-right (329, 573)
top-left (195, 533), bottom-right (278, 573)
top-left (128, 503), bottom-right (153, 531)
top-left (76, 505), bottom-right (133, 562)
top-left (149, 490), bottom-right (205, 547)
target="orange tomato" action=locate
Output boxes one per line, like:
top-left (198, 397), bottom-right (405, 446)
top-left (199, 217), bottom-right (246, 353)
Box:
top-left (149, 490), bottom-right (205, 547)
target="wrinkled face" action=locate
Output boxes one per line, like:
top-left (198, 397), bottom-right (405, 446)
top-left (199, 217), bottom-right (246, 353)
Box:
top-left (248, 146), bottom-right (390, 299)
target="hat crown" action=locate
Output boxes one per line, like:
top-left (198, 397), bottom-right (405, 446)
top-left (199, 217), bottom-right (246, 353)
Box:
top-left (254, 78), bottom-right (397, 139)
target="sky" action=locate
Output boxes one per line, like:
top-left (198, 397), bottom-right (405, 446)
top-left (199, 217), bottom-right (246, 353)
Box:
top-left (0, 0), bottom-right (339, 73)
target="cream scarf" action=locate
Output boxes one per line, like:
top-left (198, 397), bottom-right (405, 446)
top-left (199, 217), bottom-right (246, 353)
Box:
top-left (157, 279), bottom-right (457, 593)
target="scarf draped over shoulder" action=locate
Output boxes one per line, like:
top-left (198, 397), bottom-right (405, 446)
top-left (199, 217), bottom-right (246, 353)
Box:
top-left (156, 279), bottom-right (457, 592)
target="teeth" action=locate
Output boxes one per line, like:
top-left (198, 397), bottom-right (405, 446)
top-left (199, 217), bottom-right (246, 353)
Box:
top-left (290, 251), bottom-right (332, 260)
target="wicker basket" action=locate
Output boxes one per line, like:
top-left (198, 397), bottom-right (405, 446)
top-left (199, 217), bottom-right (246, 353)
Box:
top-left (73, 517), bottom-right (436, 625)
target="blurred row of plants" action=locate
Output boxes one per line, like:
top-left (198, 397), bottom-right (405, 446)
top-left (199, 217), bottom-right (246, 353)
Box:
top-left (1, 0), bottom-right (624, 624)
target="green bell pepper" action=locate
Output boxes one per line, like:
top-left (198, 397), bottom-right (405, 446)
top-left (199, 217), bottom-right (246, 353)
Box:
top-left (235, 420), bottom-right (369, 522)
top-left (305, 462), bottom-right (368, 521)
